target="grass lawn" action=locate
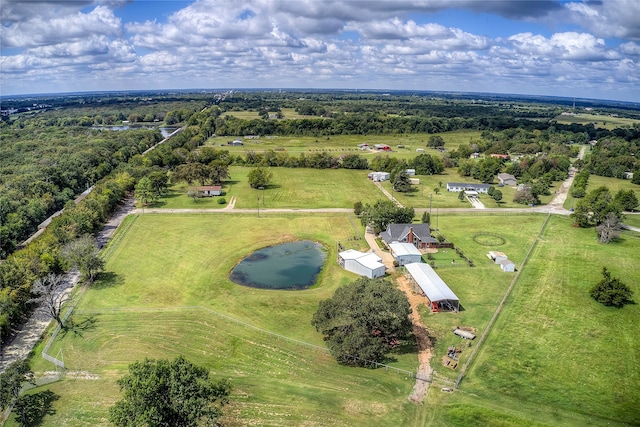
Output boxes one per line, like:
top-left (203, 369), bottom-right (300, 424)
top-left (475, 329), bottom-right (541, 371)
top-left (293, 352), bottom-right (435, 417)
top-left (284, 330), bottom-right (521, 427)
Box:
top-left (16, 213), bottom-right (640, 426)
top-left (458, 215), bottom-right (640, 426)
top-left (22, 213), bottom-right (421, 426)
top-left (157, 167), bottom-right (387, 209)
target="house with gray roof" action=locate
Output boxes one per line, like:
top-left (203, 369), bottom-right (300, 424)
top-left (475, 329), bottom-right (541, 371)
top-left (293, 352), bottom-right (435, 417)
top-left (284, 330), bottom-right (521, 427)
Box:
top-left (380, 223), bottom-right (437, 250)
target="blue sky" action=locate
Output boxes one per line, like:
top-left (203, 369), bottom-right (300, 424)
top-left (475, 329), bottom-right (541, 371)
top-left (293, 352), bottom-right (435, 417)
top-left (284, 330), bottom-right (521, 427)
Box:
top-left (1, 0), bottom-right (639, 101)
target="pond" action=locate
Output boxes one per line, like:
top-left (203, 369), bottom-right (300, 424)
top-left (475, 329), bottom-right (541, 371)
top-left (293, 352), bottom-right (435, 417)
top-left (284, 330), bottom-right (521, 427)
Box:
top-left (230, 240), bottom-right (326, 290)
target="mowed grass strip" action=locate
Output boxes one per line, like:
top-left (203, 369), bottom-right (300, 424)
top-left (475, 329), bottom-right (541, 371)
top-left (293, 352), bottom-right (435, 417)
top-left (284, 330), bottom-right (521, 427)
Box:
top-left (460, 215), bottom-right (640, 425)
top-left (27, 310), bottom-right (417, 427)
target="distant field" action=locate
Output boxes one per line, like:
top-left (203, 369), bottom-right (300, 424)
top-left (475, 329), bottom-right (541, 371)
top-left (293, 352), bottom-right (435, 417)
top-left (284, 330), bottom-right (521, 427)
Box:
top-left (208, 130), bottom-right (481, 160)
top-left (554, 113), bottom-right (640, 130)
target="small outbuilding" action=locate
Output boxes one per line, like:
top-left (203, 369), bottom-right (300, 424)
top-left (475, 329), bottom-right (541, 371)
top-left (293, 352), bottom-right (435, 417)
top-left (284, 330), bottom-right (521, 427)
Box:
top-left (338, 249), bottom-right (386, 279)
top-left (497, 173), bottom-right (517, 186)
top-left (388, 243), bottom-right (423, 266)
top-left (405, 169), bottom-right (416, 176)
top-left (500, 259), bottom-right (516, 272)
top-left (487, 251), bottom-right (508, 264)
top-left (404, 262), bottom-right (459, 312)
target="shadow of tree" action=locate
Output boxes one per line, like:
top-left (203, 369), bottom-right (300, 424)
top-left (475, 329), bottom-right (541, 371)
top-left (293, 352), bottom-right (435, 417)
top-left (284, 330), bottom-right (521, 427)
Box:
top-left (90, 271), bottom-right (124, 290)
top-left (61, 314), bottom-right (98, 338)
top-left (14, 390), bottom-right (59, 427)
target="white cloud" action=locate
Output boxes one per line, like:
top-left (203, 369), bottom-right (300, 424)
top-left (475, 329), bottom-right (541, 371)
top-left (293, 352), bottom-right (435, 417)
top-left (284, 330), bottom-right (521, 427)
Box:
top-left (1, 5), bottom-right (122, 48)
top-left (508, 32), bottom-right (619, 61)
top-left (563, 0), bottom-right (640, 40)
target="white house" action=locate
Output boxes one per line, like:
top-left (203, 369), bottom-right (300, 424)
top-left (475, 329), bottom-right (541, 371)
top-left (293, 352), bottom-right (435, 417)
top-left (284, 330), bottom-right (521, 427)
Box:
top-left (388, 243), bottom-right (423, 266)
top-left (404, 262), bottom-right (459, 312)
top-left (338, 249), bottom-right (386, 278)
top-left (500, 259), bottom-right (516, 272)
top-left (446, 182), bottom-right (491, 193)
top-left (194, 186), bottom-right (222, 196)
top-left (368, 171), bottom-right (390, 182)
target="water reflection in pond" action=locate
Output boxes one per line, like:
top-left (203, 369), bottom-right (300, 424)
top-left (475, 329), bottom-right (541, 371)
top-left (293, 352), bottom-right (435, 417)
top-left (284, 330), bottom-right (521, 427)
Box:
top-left (230, 240), bottom-right (326, 290)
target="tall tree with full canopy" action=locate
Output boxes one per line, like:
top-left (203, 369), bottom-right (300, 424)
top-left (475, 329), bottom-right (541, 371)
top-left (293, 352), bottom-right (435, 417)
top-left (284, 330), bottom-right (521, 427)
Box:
top-left (109, 356), bottom-right (231, 427)
top-left (312, 277), bottom-right (412, 366)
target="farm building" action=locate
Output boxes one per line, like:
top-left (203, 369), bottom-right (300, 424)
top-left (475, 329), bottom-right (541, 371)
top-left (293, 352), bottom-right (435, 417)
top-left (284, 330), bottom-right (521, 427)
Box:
top-left (497, 173), bottom-right (517, 186)
top-left (487, 251), bottom-right (508, 264)
top-left (410, 178), bottom-right (420, 185)
top-left (500, 259), bottom-right (516, 272)
top-left (368, 171), bottom-right (390, 182)
top-left (446, 182), bottom-right (491, 193)
top-left (404, 262), bottom-right (459, 312)
top-left (380, 223), bottom-right (437, 250)
top-left (388, 243), bottom-right (423, 266)
top-left (405, 169), bottom-right (416, 176)
top-left (193, 186), bottom-right (222, 196)
top-left (338, 249), bottom-right (386, 279)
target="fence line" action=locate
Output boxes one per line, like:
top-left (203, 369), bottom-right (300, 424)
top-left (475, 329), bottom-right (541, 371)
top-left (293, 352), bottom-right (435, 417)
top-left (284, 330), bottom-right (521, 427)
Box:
top-left (454, 213), bottom-right (552, 388)
top-left (99, 214), bottom-right (139, 261)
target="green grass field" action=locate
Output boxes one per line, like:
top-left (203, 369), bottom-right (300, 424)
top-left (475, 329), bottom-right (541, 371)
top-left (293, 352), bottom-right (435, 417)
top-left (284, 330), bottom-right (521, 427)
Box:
top-left (208, 130), bottom-right (481, 160)
top-left (554, 113), bottom-right (640, 130)
top-left (440, 215), bottom-right (640, 426)
top-left (15, 212), bottom-right (640, 426)
top-left (157, 167), bottom-right (386, 209)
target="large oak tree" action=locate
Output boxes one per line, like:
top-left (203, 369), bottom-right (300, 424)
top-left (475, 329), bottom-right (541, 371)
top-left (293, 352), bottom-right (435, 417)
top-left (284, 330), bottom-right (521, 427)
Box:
top-left (312, 277), bottom-right (412, 366)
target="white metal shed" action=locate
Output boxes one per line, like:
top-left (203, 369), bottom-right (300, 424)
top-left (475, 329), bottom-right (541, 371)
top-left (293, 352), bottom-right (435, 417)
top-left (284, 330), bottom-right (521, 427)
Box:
top-left (389, 243), bottom-right (422, 266)
top-left (338, 250), bottom-right (386, 279)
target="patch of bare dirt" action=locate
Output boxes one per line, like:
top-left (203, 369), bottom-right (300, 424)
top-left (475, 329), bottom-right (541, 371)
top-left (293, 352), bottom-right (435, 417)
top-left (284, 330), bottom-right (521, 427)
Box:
top-left (396, 276), bottom-right (433, 403)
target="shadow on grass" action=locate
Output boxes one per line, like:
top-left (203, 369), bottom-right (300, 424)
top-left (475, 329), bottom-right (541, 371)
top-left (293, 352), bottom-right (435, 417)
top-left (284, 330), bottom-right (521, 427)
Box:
top-left (61, 314), bottom-right (98, 338)
top-left (91, 272), bottom-right (124, 290)
top-left (14, 390), bottom-right (59, 427)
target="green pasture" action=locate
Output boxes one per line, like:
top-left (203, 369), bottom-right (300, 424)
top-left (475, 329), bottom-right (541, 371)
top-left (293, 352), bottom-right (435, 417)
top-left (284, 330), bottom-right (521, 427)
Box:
top-left (554, 113), bottom-right (640, 130)
top-left (207, 130), bottom-right (481, 160)
top-left (157, 167), bottom-right (385, 209)
top-left (421, 214), bottom-right (547, 382)
top-left (23, 213), bottom-right (422, 426)
top-left (457, 215), bottom-right (640, 426)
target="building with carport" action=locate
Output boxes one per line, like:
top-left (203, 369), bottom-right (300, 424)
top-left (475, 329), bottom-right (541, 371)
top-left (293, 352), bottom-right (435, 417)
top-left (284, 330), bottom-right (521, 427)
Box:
top-left (338, 249), bottom-right (386, 279)
top-left (404, 262), bottom-right (459, 312)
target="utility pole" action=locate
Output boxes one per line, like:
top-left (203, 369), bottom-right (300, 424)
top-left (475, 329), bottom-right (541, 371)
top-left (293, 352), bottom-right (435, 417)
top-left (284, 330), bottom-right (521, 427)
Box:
top-left (257, 196), bottom-right (260, 218)
top-left (430, 193), bottom-right (433, 216)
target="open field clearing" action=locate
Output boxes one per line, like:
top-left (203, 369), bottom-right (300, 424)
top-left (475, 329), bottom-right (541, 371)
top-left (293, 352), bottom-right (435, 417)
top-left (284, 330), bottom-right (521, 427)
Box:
top-left (554, 113), bottom-right (640, 130)
top-left (207, 130), bottom-right (481, 160)
top-left (457, 215), bottom-right (640, 425)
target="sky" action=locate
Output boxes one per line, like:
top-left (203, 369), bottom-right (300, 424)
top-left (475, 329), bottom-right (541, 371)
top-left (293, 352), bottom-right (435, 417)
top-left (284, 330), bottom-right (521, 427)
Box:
top-left (1, 0), bottom-right (639, 102)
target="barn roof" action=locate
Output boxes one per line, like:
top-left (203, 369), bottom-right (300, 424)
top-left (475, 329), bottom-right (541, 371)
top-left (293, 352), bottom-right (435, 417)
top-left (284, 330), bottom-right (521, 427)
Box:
top-left (339, 250), bottom-right (383, 270)
top-left (405, 262), bottom-right (459, 302)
